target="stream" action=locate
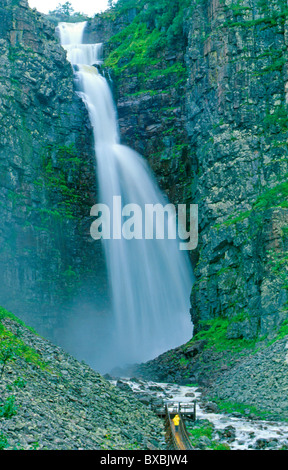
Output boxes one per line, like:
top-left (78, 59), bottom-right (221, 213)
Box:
top-left (110, 377), bottom-right (288, 450)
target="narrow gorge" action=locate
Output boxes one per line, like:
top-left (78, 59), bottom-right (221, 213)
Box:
top-left (0, 0), bottom-right (288, 452)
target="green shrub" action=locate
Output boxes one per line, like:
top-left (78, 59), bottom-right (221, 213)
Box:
top-left (0, 396), bottom-right (18, 419)
top-left (0, 433), bottom-right (8, 450)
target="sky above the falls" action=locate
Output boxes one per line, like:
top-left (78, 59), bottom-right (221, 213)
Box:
top-left (28, 0), bottom-right (110, 16)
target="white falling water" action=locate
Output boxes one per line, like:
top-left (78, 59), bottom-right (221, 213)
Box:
top-left (57, 22), bottom-right (194, 371)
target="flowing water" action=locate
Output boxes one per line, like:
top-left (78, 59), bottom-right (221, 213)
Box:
top-left (57, 22), bottom-right (194, 371)
top-left (112, 378), bottom-right (288, 450)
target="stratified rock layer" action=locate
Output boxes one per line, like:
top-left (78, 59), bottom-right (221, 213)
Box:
top-left (0, 0), bottom-right (109, 346)
top-left (86, 0), bottom-right (288, 342)
top-left (185, 0), bottom-right (288, 337)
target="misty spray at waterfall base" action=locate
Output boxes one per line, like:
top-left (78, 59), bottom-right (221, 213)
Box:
top-left (57, 22), bottom-right (194, 374)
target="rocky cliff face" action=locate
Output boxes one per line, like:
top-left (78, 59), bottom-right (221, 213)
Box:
top-left (89, 0), bottom-right (288, 343)
top-left (1, 0), bottom-right (287, 374)
top-left (185, 0), bottom-right (288, 339)
top-left (0, 0), bottom-right (109, 352)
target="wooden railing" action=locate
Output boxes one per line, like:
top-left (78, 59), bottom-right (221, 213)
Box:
top-left (164, 405), bottom-right (194, 450)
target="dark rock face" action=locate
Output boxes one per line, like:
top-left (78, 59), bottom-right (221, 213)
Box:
top-left (0, 0), bottom-right (109, 348)
top-left (85, 0), bottom-right (288, 344)
top-left (1, 0), bottom-right (288, 378)
top-left (185, 0), bottom-right (288, 337)
top-left (83, 8), bottom-right (138, 45)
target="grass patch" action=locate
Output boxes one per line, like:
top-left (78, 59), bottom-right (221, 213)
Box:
top-left (0, 306), bottom-right (49, 373)
top-left (212, 399), bottom-right (280, 421)
top-left (253, 180), bottom-right (288, 210)
top-left (0, 433), bottom-right (8, 450)
top-left (104, 0), bottom-right (190, 77)
top-left (186, 420), bottom-right (230, 450)
top-left (221, 209), bottom-right (252, 227)
top-left (186, 315), bottom-right (258, 354)
top-left (0, 396), bottom-right (18, 419)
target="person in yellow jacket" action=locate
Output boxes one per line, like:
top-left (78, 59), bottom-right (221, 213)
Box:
top-left (172, 414), bottom-right (180, 432)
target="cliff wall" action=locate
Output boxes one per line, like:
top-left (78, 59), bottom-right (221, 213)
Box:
top-left (1, 0), bottom-right (288, 363)
top-left (0, 0), bottom-right (109, 349)
top-left (89, 0), bottom-right (288, 342)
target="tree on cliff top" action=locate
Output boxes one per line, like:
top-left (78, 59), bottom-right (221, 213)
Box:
top-left (47, 1), bottom-right (89, 23)
top-left (50, 1), bottom-right (74, 17)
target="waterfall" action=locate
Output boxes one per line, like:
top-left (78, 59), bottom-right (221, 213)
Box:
top-left (57, 21), bottom-right (194, 372)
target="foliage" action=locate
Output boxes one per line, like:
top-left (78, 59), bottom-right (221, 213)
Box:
top-left (105, 0), bottom-right (191, 76)
top-left (0, 341), bottom-right (16, 380)
top-left (46, 1), bottom-right (89, 24)
top-left (273, 318), bottom-right (288, 341)
top-left (41, 143), bottom-right (83, 221)
top-left (253, 180), bottom-right (288, 211)
top-left (212, 399), bottom-right (278, 421)
top-left (0, 396), bottom-right (18, 419)
top-left (0, 434), bottom-right (8, 450)
top-left (53, 1), bottom-right (74, 17)
top-left (187, 315), bottom-right (258, 353)
top-left (186, 420), bottom-right (230, 450)
top-left (12, 377), bottom-right (26, 389)
top-left (267, 249), bottom-right (288, 288)
top-left (0, 307), bottom-right (49, 373)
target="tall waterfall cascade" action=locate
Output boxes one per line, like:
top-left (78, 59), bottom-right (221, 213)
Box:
top-left (57, 21), bottom-right (194, 372)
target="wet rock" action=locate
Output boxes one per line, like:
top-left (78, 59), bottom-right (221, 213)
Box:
top-left (220, 426), bottom-right (236, 442)
top-left (197, 436), bottom-right (212, 449)
top-left (254, 438), bottom-right (273, 449)
top-left (149, 385), bottom-right (164, 392)
top-left (116, 380), bottom-right (133, 393)
top-left (136, 394), bottom-right (153, 406)
top-left (103, 374), bottom-right (114, 381)
top-left (184, 341), bottom-right (206, 358)
top-left (203, 402), bottom-right (219, 413)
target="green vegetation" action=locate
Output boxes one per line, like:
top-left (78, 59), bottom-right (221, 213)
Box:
top-left (223, 0), bottom-right (288, 30)
top-left (0, 396), bottom-right (18, 419)
top-left (253, 181), bottom-right (288, 210)
top-left (104, 0), bottom-right (191, 79)
top-left (0, 306), bottom-right (49, 375)
top-left (46, 1), bottom-right (89, 24)
top-left (186, 420), bottom-right (230, 450)
top-left (0, 433), bottom-right (8, 450)
top-left (41, 143), bottom-right (83, 221)
top-left (218, 209), bottom-right (252, 228)
top-left (213, 399), bottom-right (279, 421)
top-left (186, 314), bottom-right (258, 354)
top-left (216, 176), bottom-right (288, 229)
top-left (273, 318), bottom-right (288, 341)
top-left (221, 0), bottom-right (288, 83)
top-left (263, 105), bottom-right (288, 135)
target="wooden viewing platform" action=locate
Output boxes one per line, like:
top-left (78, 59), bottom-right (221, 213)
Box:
top-left (152, 400), bottom-right (197, 420)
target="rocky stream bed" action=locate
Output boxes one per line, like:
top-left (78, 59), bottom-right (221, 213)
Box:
top-left (110, 377), bottom-right (288, 450)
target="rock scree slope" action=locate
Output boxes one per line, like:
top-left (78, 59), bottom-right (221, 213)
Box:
top-left (0, 311), bottom-right (165, 450)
